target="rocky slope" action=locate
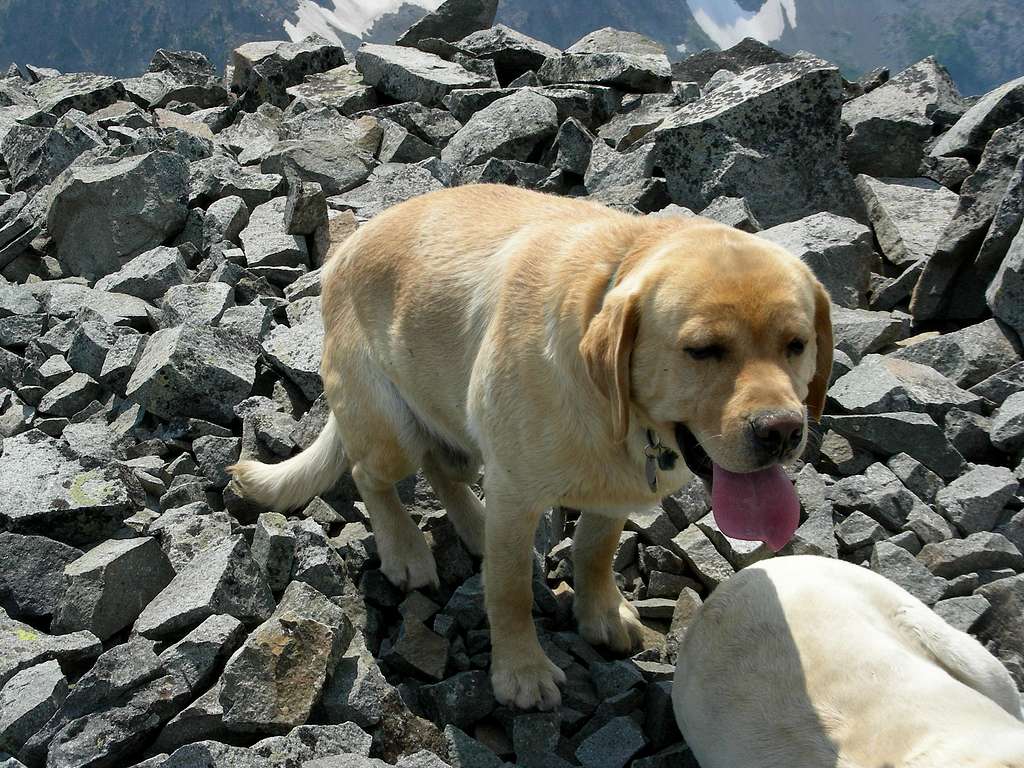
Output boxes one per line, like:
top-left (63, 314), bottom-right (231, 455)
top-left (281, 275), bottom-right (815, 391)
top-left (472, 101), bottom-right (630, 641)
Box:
top-left (0, 3), bottom-right (1023, 767)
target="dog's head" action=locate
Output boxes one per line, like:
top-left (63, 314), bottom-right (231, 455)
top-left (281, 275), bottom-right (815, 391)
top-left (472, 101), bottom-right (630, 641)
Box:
top-left (581, 218), bottom-right (832, 500)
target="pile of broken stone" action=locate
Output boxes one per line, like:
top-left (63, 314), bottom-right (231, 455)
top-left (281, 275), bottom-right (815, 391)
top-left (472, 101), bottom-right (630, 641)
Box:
top-left (1, 0), bottom-right (1023, 766)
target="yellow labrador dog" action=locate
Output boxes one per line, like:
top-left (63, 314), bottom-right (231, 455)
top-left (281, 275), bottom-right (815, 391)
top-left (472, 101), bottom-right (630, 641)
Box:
top-left (674, 556), bottom-right (1024, 767)
top-left (231, 185), bottom-right (832, 710)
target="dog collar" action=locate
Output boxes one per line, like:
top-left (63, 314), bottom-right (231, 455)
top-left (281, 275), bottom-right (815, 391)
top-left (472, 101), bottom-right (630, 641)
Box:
top-left (643, 428), bottom-right (679, 493)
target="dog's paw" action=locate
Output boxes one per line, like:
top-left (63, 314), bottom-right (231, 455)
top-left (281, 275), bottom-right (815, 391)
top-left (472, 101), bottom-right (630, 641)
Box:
top-left (378, 535), bottom-right (439, 591)
top-left (491, 652), bottom-right (566, 711)
top-left (576, 594), bottom-right (644, 654)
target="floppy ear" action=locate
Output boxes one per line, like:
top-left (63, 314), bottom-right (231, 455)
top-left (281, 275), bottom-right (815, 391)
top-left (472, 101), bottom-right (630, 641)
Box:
top-left (580, 290), bottom-right (640, 443)
top-left (805, 281), bottom-right (833, 421)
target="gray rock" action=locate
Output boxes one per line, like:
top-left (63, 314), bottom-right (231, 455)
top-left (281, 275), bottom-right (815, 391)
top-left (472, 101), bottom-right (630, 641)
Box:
top-left (0, 430), bottom-right (138, 546)
top-left (991, 391), bottom-right (1024, 454)
top-left (252, 724), bottom-right (373, 768)
top-left (251, 512), bottom-right (295, 593)
top-left (836, 510), bottom-right (887, 552)
top-left (221, 581), bottom-right (354, 734)
top-left (29, 72), bottom-right (125, 116)
top-left (0, 608), bottom-right (100, 688)
top-left (230, 35), bottom-right (347, 109)
top-left (377, 119), bottom-right (437, 163)
top-left (47, 151), bottom-right (189, 280)
top-left (699, 196), bottom-right (761, 233)
top-left (596, 92), bottom-right (684, 150)
top-left (855, 176), bottom-right (959, 266)
top-left (932, 595), bottom-right (990, 633)
top-left (240, 196), bottom-right (310, 279)
top-left (66, 319), bottom-right (139, 380)
top-left (694, 513), bottom-right (769, 569)
top-left (575, 715), bottom-right (648, 768)
top-left (830, 354), bottom-right (982, 421)
top-left (442, 89), bottom-right (557, 167)
top-left (456, 25), bottom-right (560, 84)
top-left (161, 282), bottom-right (234, 327)
top-left (989, 221), bottom-right (1024, 341)
top-left (286, 65), bottom-right (377, 116)
top-left (890, 319), bottom-right (1022, 388)
top-left (444, 725), bottom-right (502, 768)
top-left (842, 57), bottom-right (963, 176)
top-left (830, 306), bottom-right (910, 363)
top-left (0, 659), bottom-right (67, 754)
top-left (262, 318), bottom-right (324, 401)
top-left (584, 140), bottom-right (655, 193)
top-left (328, 162), bottom-right (443, 220)
top-left (193, 435), bottom-right (241, 490)
top-left (355, 44), bottom-right (489, 107)
top-left (942, 461), bottom-right (1020, 531)
top-left (0, 533), bottom-right (82, 621)
top-left (822, 412), bottom-right (965, 479)
top-left (903, 503), bottom-right (957, 546)
top-left (285, 181), bottom-right (327, 236)
top-left (290, 517), bottom-right (348, 597)
top-left (704, 68), bottom-right (736, 93)
top-left (974, 573), bottom-right (1024, 689)
top-left (189, 154), bottom-right (285, 210)
top-left (944, 407), bottom-right (994, 461)
top-left (758, 213), bottom-right (873, 309)
top-left (396, 750), bottom-right (451, 768)
top-left (151, 681), bottom-right (227, 755)
top-left (52, 537), bottom-right (175, 640)
top-left (886, 452), bottom-right (944, 504)
top-left (383, 619), bottom-right (449, 681)
top-left (218, 304), bottom-right (273, 342)
top-left (161, 614), bottom-right (246, 696)
top-left (671, 37), bottom-right (791, 87)
top-left (36, 372), bottom-right (99, 417)
top-left (161, 741), bottom-right (273, 768)
top-left (1, 119), bottom-right (101, 196)
top-left (669, 526), bottom-right (734, 589)
top-left (262, 137), bottom-right (375, 197)
top-left (539, 51), bottom-right (671, 93)
top-left (126, 325), bottom-right (258, 425)
top-left (870, 540), bottom-right (946, 605)
top-left (319, 636), bottom-right (395, 729)
top-left (398, 0), bottom-right (498, 47)
top-left (35, 283), bottom-right (152, 327)
top-left (134, 534), bottom-right (274, 639)
top-left (931, 75), bottom-right (1024, 160)
top-left (148, 504), bottom-right (231, 571)
top-left (420, 670), bottom-right (494, 730)
top-left (647, 60), bottom-right (860, 227)
top-left (203, 195), bottom-right (250, 249)
top-left (918, 532), bottom-right (1024, 578)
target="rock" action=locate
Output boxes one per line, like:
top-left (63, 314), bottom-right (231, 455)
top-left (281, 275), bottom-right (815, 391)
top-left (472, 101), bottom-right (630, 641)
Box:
top-left (285, 181), bottom-right (327, 236)
top-left (238, 196), bottom-right (310, 282)
top-left (328, 163), bottom-right (444, 220)
top-left (355, 44), bottom-right (489, 107)
top-left (758, 212), bottom-right (873, 309)
top-left (126, 325), bottom-right (258, 425)
top-left (829, 354), bottom-right (982, 421)
top-left (991, 391), bottom-right (1024, 453)
top-left (51, 537), bottom-right (175, 640)
top-left (829, 306), bottom-right (910, 362)
top-left (671, 37), bottom-right (791, 87)
top-left (319, 636), bottom-right (395, 729)
top-left (286, 65), bottom-right (377, 116)
top-left (230, 35), bottom-right (347, 109)
top-left (152, 681), bottom-right (227, 754)
top-left (0, 533), bottom-right (82, 621)
top-left (822, 412), bottom-right (965, 479)
top-left (419, 670), bottom-right (494, 730)
top-left (36, 283), bottom-right (152, 327)
top-left (842, 57), bottom-right (963, 176)
top-left (160, 741), bottom-right (273, 768)
top-left (1, 119), bottom-right (101, 196)
top-left (574, 715), bottom-right (648, 768)
top-left (262, 318), bottom-right (324, 401)
top-left (855, 176), bottom-right (959, 266)
top-left (47, 151), bottom-right (189, 280)
top-left (444, 725), bottom-right (502, 768)
top-left (646, 60), bottom-right (860, 227)
top-left (442, 89), bottom-right (557, 168)
top-left (669, 526), bottom-right (734, 589)
top-left (836, 511), bottom-right (887, 552)
top-left (930, 75), bottom-right (1024, 160)
top-left (0, 659), bottom-right (67, 754)
top-left (694, 514), bottom-right (769, 569)
top-left (251, 512), bottom-right (295, 593)
top-left (456, 25), bottom-right (560, 85)
top-left (870, 540), bottom-right (946, 605)
top-left (383, 619), bottom-right (449, 681)
top-left (944, 408), bottom-right (994, 461)
top-left (918, 532), bottom-right (1024, 578)
top-left (262, 137), bottom-right (375, 198)
top-left (886, 453), bottom-right (944, 504)
top-left (290, 517), bottom-right (348, 597)
top-left (30, 72), bottom-right (125, 116)
top-left (890, 319), bottom-right (1022, 388)
top-left (0, 430), bottom-right (138, 547)
top-left (988, 223), bottom-right (1024, 341)
top-left (189, 154), bottom-right (285, 210)
top-left (912, 119), bottom-right (1024, 321)
top-left (94, 245), bottom-right (192, 301)
top-left (35, 371), bottom-right (98, 417)
top-left (974, 574), bottom-right (1024, 689)
top-left (0, 608), bottom-right (100, 688)
top-left (936, 465), bottom-right (1018, 535)
top-left (584, 140), bottom-right (655, 194)
top-left (203, 196), bottom-right (250, 250)
top-left (193, 435), bottom-right (241, 489)
top-left (221, 581), bottom-right (354, 734)
top-left (134, 534), bottom-right (275, 639)
top-left (161, 282), bottom-right (233, 327)
top-left (699, 196), bottom-right (761, 233)
top-left (251, 723), bottom-right (372, 767)
top-left (539, 51), bottom-right (671, 94)
top-left (932, 595), bottom-right (990, 633)
top-left (398, 0), bottom-right (498, 46)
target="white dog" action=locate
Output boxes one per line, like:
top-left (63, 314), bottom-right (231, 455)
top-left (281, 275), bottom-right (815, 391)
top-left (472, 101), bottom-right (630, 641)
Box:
top-left (673, 555), bottom-right (1024, 767)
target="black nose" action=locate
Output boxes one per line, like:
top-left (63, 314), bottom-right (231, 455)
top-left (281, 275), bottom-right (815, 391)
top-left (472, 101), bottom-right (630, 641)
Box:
top-left (749, 410), bottom-right (805, 459)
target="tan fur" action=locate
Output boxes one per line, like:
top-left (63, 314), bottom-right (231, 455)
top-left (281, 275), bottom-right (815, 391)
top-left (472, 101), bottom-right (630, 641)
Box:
top-left (230, 185), bottom-right (831, 709)
top-left (674, 556), bottom-right (1024, 767)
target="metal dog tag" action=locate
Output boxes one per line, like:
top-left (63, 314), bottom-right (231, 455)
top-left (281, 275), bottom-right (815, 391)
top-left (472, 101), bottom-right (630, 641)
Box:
top-left (645, 454), bottom-right (659, 493)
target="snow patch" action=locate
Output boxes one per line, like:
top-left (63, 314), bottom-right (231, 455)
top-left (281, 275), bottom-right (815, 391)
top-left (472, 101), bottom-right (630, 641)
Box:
top-left (686, 0), bottom-right (797, 49)
top-left (284, 0), bottom-right (445, 44)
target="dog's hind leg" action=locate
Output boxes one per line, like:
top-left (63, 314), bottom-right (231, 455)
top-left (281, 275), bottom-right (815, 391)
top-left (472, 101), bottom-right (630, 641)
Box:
top-left (421, 449), bottom-right (485, 556)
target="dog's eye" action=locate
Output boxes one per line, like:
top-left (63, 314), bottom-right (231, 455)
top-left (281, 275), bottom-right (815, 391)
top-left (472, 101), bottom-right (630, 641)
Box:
top-left (787, 339), bottom-right (806, 356)
top-left (686, 344), bottom-right (726, 361)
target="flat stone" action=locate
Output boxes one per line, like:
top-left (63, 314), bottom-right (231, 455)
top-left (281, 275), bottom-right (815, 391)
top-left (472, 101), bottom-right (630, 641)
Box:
top-left (574, 715), bottom-right (648, 768)
top-left (669, 526), bottom-right (734, 589)
top-left (262, 137), bottom-right (375, 198)
top-left (539, 51), bottom-right (671, 94)
top-left (699, 196), bottom-right (761, 233)
top-left (0, 659), bottom-right (67, 754)
top-left (694, 513), bottom-right (769, 568)
top-left (230, 35), bottom-right (347, 109)
top-left (931, 75), bottom-right (1024, 160)
top-left (886, 453), bottom-right (944, 504)
top-left (30, 72), bottom-right (125, 116)
top-left (992, 391), bottom-right (1024, 453)
top-left (161, 282), bottom-right (234, 327)
top-left (0, 533), bottom-right (82, 621)
top-left (442, 89), bottom-right (557, 167)
top-left (918, 532), bottom-right (1024, 578)
top-left (870, 540), bottom-right (946, 605)
top-left (262, 318), bottom-right (324, 401)
top-left (836, 510), bottom-right (887, 552)
top-left (52, 537), bottom-right (175, 640)
top-left (889, 319), bottom-right (1022, 388)
top-left (398, 0), bottom-right (498, 46)
top-left (0, 608), bottom-right (100, 688)
top-left (932, 595), bottom-right (990, 633)
top-left (758, 212), bottom-right (873, 309)
top-left (149, 504), bottom-right (233, 571)
top-left (855, 175), bottom-right (959, 266)
top-left (936, 465), bottom-right (1018, 535)
top-left (822, 412), bottom-right (965, 479)
top-left (355, 44), bottom-right (489, 107)
top-left (286, 65), bottom-right (377, 116)
top-left (134, 535), bottom-right (275, 639)
top-left (383, 619), bottom-right (449, 682)
top-left (671, 37), bottom-right (790, 87)
top-left (328, 162), bottom-right (443, 220)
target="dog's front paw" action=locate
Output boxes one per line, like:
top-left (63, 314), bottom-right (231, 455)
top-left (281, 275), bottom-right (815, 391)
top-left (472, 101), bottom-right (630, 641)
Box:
top-left (491, 652), bottom-right (567, 710)
top-left (576, 593), bottom-right (644, 654)
top-left (378, 534), bottom-right (439, 591)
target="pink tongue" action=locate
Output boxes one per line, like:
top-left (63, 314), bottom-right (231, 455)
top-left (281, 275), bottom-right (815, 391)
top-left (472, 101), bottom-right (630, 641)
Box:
top-left (711, 463), bottom-right (800, 552)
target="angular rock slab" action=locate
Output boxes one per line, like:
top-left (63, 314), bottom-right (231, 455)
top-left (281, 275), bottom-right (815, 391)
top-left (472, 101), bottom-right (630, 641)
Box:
top-left (0, 609), bottom-right (100, 688)
top-left (47, 151), bottom-right (189, 280)
top-left (0, 430), bottom-right (139, 547)
top-left (646, 60), bottom-right (860, 227)
top-left (397, 0), bottom-right (498, 47)
top-left (988, 223), bottom-right (1024, 341)
top-left (126, 325), bottom-right (258, 425)
top-left (442, 89), bottom-right (558, 167)
top-left (0, 533), bottom-right (82, 621)
top-left (539, 51), bottom-right (672, 94)
top-left (890, 319), bottom-right (1022, 388)
top-left (822, 412), bottom-right (965, 479)
top-left (931, 75), bottom-right (1024, 160)
top-left (220, 581), bottom-right (354, 734)
top-left (262, 318), bottom-right (324, 402)
top-left (355, 44), bottom-right (490, 107)
top-left (854, 175), bottom-right (958, 266)
top-left (134, 535), bottom-right (275, 640)
top-left (0, 659), bottom-right (67, 754)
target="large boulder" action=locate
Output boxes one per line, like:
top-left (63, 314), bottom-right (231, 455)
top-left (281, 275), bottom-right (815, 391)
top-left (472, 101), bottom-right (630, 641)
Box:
top-left (931, 75), bottom-right (1024, 161)
top-left (645, 60), bottom-right (861, 227)
top-left (854, 175), bottom-right (959, 267)
top-left (442, 89), bottom-right (558, 167)
top-left (230, 35), bottom-right (347, 109)
top-left (355, 44), bottom-right (490, 107)
top-left (397, 0), bottom-right (498, 47)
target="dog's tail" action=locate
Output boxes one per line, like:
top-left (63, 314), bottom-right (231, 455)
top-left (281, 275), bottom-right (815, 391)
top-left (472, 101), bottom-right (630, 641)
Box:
top-left (229, 412), bottom-right (348, 512)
